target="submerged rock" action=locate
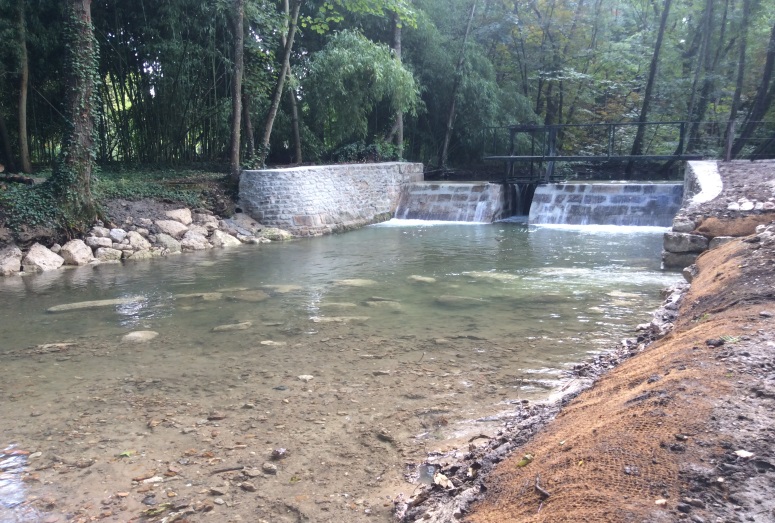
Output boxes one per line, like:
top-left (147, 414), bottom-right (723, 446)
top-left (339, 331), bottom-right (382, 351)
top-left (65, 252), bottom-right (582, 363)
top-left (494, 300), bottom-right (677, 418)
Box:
top-left (212, 321), bottom-right (252, 332)
top-left (435, 295), bottom-right (487, 307)
top-left (47, 296), bottom-right (146, 312)
top-left (408, 275), bottom-right (436, 284)
top-left (122, 331), bottom-right (159, 343)
top-left (334, 278), bottom-right (378, 287)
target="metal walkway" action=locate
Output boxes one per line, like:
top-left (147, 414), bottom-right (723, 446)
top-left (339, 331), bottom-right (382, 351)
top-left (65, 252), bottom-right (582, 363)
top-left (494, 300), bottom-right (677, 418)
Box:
top-left (484, 121), bottom-right (703, 182)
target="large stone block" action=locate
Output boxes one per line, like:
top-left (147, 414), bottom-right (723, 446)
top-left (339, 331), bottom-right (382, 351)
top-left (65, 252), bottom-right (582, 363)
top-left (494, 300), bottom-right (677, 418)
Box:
top-left (0, 245), bottom-right (23, 276)
top-left (60, 239), bottom-right (95, 266)
top-left (662, 251), bottom-right (698, 270)
top-left (663, 232), bottom-right (709, 253)
top-left (22, 243), bottom-right (64, 272)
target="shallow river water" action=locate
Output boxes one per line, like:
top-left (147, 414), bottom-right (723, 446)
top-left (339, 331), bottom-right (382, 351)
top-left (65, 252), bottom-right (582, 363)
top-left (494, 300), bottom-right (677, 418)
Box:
top-left (0, 220), bottom-right (680, 522)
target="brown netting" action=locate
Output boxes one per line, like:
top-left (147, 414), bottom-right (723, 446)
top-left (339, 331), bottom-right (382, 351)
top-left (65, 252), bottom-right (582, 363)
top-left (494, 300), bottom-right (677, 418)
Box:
top-left (467, 239), bottom-right (768, 522)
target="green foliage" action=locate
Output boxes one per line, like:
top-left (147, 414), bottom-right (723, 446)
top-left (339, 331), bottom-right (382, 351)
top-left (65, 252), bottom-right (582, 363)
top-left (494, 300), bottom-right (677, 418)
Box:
top-left (330, 140), bottom-right (401, 163)
top-left (305, 30), bottom-right (420, 148)
top-left (0, 184), bottom-right (61, 230)
top-left (302, 0), bottom-right (416, 34)
top-left (92, 168), bottom-right (219, 208)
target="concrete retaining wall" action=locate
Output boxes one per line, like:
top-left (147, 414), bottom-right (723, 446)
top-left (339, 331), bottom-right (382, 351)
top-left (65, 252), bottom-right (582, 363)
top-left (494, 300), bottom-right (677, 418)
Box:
top-left (662, 161), bottom-right (721, 269)
top-left (239, 162), bottom-right (423, 236)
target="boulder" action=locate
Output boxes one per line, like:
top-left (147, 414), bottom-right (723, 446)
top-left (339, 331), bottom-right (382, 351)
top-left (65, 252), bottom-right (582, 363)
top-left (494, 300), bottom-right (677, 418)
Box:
top-left (155, 233), bottom-right (182, 253)
top-left (22, 243), bottom-right (64, 272)
top-left (94, 247), bottom-right (123, 262)
top-left (229, 212), bottom-right (263, 234)
top-left (671, 216), bottom-right (696, 233)
top-left (0, 245), bottom-right (23, 276)
top-left (125, 250), bottom-right (155, 261)
top-left (109, 228), bottom-right (127, 243)
top-left (165, 208), bottom-right (193, 225)
top-left (127, 231), bottom-right (152, 250)
top-left (155, 220), bottom-right (189, 239)
top-left (260, 228), bottom-right (294, 241)
top-left (85, 236), bottom-right (113, 249)
top-left (663, 232), bottom-right (709, 253)
top-left (91, 226), bottom-right (110, 238)
top-left (181, 231), bottom-right (211, 251)
top-left (211, 230), bottom-right (242, 248)
top-left (193, 213), bottom-right (220, 232)
top-left (60, 239), bottom-right (95, 266)
top-left (187, 224), bottom-right (210, 236)
top-left (661, 251), bottom-right (698, 270)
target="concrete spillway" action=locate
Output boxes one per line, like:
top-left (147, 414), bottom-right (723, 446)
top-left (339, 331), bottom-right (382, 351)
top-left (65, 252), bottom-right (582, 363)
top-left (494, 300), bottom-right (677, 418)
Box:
top-left (395, 182), bottom-right (508, 222)
top-left (528, 183), bottom-right (684, 227)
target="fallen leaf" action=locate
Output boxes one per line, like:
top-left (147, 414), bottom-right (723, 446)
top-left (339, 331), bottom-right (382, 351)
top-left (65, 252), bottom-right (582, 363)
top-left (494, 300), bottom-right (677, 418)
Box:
top-left (515, 454), bottom-right (534, 467)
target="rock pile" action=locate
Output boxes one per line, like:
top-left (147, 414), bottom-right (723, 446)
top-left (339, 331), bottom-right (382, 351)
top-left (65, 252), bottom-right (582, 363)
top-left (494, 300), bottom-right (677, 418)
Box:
top-left (0, 208), bottom-right (293, 277)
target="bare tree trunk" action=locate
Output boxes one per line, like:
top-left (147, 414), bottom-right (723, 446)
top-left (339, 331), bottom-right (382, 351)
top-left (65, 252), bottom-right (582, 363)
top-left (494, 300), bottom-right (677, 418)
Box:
top-left (242, 89), bottom-right (255, 161)
top-left (0, 111), bottom-right (15, 172)
top-left (732, 17), bottom-right (775, 157)
top-left (281, 0), bottom-right (302, 164)
top-left (438, 0), bottom-right (477, 171)
top-left (49, 0), bottom-right (98, 224)
top-left (18, 0), bottom-right (32, 174)
top-left (387, 11), bottom-right (404, 158)
top-left (725, 0), bottom-right (750, 159)
top-left (259, 0), bottom-right (302, 167)
top-left (626, 0), bottom-right (672, 177)
top-left (229, 0), bottom-right (245, 181)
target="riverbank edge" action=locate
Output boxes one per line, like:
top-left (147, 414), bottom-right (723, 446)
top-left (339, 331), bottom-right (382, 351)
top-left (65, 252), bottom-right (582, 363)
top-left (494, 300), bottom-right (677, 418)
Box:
top-left (395, 281), bottom-right (689, 521)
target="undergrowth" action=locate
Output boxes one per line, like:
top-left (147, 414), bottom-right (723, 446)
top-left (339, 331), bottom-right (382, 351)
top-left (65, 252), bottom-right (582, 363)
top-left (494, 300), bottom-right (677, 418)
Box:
top-left (0, 167), bottom-right (228, 238)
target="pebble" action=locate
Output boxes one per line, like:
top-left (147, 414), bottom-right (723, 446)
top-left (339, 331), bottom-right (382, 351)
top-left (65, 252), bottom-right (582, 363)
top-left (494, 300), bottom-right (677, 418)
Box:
top-left (298, 375), bottom-right (314, 382)
top-left (760, 311), bottom-right (773, 318)
top-left (213, 498), bottom-right (225, 505)
top-left (210, 486), bottom-right (228, 496)
top-left (240, 482), bottom-right (257, 492)
top-left (262, 462), bottom-right (278, 474)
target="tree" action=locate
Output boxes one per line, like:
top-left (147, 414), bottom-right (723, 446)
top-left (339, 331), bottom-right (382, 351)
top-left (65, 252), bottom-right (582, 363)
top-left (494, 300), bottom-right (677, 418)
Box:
top-left (47, 0), bottom-right (98, 224)
top-left (17, 0), bottom-right (32, 173)
top-left (627, 0), bottom-right (673, 176)
top-left (259, 0), bottom-right (302, 167)
top-left (438, 0), bottom-right (477, 171)
top-left (229, 0), bottom-right (245, 181)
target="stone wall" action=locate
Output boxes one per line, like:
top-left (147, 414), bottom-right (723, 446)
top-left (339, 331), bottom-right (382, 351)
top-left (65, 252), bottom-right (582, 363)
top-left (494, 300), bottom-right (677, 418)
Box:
top-left (239, 162), bottom-right (424, 236)
top-left (662, 161), bottom-right (721, 269)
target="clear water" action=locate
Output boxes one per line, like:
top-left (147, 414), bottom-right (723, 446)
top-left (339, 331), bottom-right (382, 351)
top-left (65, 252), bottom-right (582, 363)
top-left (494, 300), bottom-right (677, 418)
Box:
top-left (0, 221), bottom-right (680, 522)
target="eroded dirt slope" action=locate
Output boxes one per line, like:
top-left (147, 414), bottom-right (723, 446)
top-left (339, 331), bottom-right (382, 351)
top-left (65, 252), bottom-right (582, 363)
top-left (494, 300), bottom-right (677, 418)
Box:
top-left (466, 229), bottom-right (775, 522)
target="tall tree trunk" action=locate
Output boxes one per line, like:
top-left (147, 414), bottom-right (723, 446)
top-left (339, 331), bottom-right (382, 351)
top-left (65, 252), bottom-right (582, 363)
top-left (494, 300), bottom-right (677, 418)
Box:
top-left (732, 18), bottom-right (775, 157)
top-left (725, 0), bottom-right (750, 159)
top-left (0, 111), bottom-right (15, 172)
top-left (17, 0), bottom-right (32, 174)
top-left (438, 0), bottom-right (477, 171)
top-left (626, 0), bottom-right (672, 177)
top-left (259, 0), bottom-right (302, 167)
top-left (389, 11), bottom-right (404, 158)
top-left (229, 0), bottom-right (245, 182)
top-left (242, 90), bottom-right (255, 161)
top-left (49, 0), bottom-right (98, 224)
top-left (281, 0), bottom-right (302, 164)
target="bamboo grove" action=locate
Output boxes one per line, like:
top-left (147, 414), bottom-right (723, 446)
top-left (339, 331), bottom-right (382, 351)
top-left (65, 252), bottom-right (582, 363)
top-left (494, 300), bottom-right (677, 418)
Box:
top-left (1, 0), bottom-right (775, 177)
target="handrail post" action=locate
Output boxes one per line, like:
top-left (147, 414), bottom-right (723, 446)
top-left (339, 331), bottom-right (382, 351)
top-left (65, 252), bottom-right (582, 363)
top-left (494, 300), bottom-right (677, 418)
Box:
top-left (677, 122), bottom-right (686, 156)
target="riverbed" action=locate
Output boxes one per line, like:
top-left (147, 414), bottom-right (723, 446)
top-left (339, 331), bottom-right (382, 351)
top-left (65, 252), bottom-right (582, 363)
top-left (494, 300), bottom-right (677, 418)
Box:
top-left (0, 220), bottom-right (680, 522)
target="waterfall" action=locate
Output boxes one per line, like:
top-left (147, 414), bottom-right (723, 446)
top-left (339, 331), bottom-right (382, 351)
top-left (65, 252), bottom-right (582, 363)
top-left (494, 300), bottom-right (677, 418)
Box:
top-left (528, 183), bottom-right (683, 226)
top-left (395, 182), bottom-right (508, 222)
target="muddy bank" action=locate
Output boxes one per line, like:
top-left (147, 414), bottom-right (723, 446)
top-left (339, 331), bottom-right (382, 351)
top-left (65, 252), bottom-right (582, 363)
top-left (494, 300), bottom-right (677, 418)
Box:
top-left (401, 224), bottom-right (775, 522)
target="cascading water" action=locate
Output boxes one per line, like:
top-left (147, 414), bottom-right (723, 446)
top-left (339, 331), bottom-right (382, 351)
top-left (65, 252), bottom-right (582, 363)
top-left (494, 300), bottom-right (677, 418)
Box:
top-left (395, 182), bottom-right (508, 222)
top-left (528, 182), bottom-right (684, 226)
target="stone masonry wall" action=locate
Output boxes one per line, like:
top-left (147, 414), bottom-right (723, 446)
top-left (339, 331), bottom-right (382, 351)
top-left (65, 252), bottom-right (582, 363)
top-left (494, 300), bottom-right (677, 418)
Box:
top-left (239, 162), bottom-right (424, 236)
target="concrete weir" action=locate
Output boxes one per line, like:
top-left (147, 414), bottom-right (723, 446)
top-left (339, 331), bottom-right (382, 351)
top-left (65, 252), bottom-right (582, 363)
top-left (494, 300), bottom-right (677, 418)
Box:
top-left (394, 182), bottom-right (508, 222)
top-left (528, 182), bottom-right (684, 227)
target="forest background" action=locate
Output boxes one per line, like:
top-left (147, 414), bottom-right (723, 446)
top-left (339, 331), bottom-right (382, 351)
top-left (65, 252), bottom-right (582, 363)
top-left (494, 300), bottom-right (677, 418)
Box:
top-left (1, 0), bottom-right (775, 233)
